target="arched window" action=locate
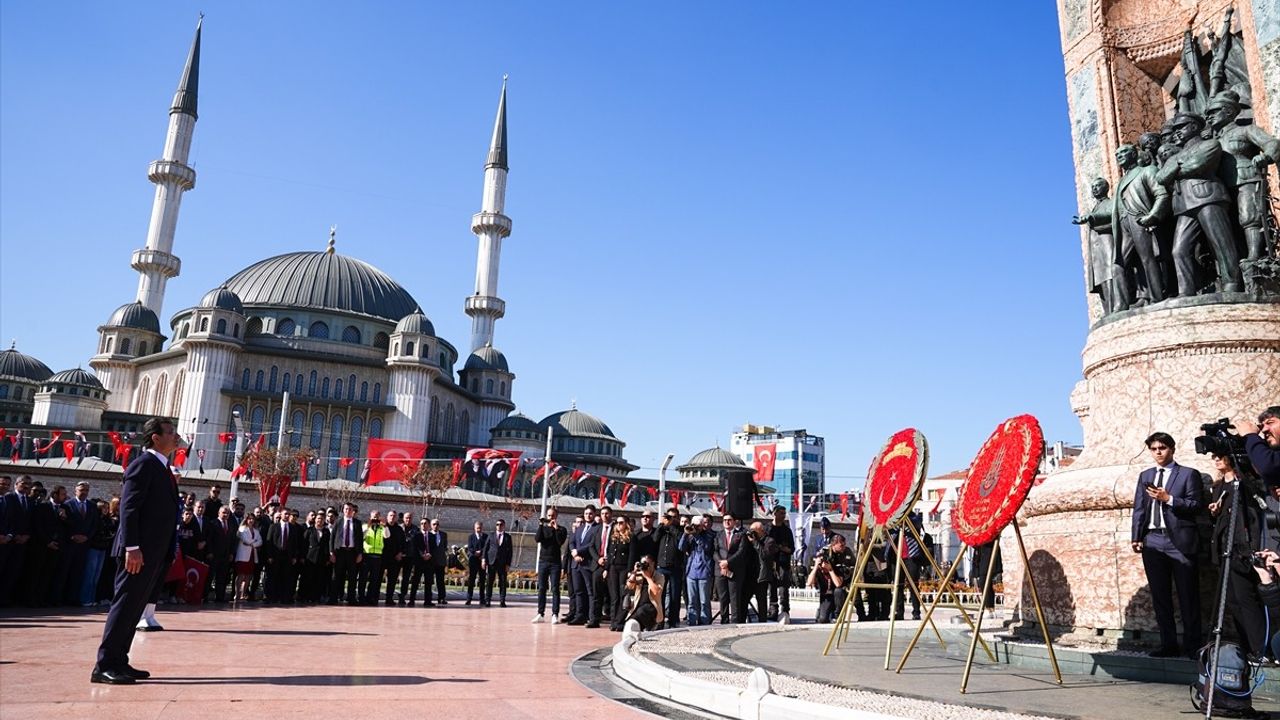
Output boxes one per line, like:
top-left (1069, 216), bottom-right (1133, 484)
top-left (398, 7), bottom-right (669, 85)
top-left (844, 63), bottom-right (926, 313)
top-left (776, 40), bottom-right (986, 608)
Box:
top-left (290, 410), bottom-right (304, 448)
top-left (439, 352), bottom-right (446, 368)
top-left (342, 326), bottom-right (361, 344)
top-left (444, 403), bottom-right (455, 441)
top-left (429, 395), bottom-right (441, 440)
top-left (373, 332), bottom-right (389, 350)
top-left (321, 377), bottom-right (330, 399)
top-left (328, 415), bottom-right (345, 476)
top-left (121, 338), bottom-right (132, 355)
top-left (308, 371), bottom-right (317, 396)
top-left (360, 382), bottom-right (368, 403)
top-left (471, 378), bottom-right (479, 393)
top-left (11, 387), bottom-right (19, 401)
top-left (309, 321), bottom-right (329, 339)
top-left (254, 370), bottom-right (264, 391)
top-left (421, 344), bottom-right (429, 358)
top-left (500, 381), bottom-right (506, 396)
top-left (405, 341), bottom-right (415, 357)
top-left (241, 369), bottom-right (251, 390)
top-left (269, 408), bottom-right (282, 447)
top-left (282, 373), bottom-right (291, 395)
top-left (179, 323), bottom-right (189, 339)
top-left (0, 386), bottom-right (9, 400)
top-left (216, 318), bottom-right (227, 335)
top-left (294, 374), bottom-right (304, 396)
top-left (154, 373), bottom-right (168, 416)
top-left (247, 318), bottom-right (263, 336)
top-left (372, 383), bottom-right (381, 404)
top-left (277, 318), bottom-right (295, 336)
top-left (369, 417), bottom-right (383, 439)
top-left (485, 379), bottom-right (494, 394)
top-left (589, 440), bottom-right (596, 454)
top-left (392, 342), bottom-right (399, 355)
top-left (334, 378), bottom-right (343, 400)
top-left (347, 375), bottom-right (356, 401)
top-left (309, 412), bottom-right (324, 449)
top-left (269, 366), bottom-right (278, 393)
top-left (348, 416), bottom-right (364, 481)
top-left (138, 342), bottom-right (148, 357)
top-left (250, 405), bottom-right (265, 435)
top-left (233, 323), bottom-right (240, 338)
top-left (459, 410), bottom-right (470, 444)
top-left (199, 317), bottom-right (209, 332)
top-left (105, 337), bottom-right (114, 354)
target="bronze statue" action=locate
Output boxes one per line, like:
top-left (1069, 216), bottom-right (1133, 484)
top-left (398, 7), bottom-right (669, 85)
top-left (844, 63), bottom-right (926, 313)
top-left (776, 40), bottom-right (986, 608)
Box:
top-left (1206, 91), bottom-right (1280, 262)
top-left (1155, 113), bottom-right (1242, 295)
top-left (1074, 178), bottom-right (1127, 313)
top-left (1137, 132), bottom-right (1161, 167)
top-left (1112, 144), bottom-right (1170, 304)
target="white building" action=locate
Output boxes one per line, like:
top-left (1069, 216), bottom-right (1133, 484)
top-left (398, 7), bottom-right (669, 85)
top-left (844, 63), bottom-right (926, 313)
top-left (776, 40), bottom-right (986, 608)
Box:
top-left (729, 424), bottom-right (825, 508)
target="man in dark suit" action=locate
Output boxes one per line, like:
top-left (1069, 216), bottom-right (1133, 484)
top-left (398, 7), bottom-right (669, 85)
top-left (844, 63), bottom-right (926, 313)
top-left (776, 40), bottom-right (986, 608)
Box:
top-left (206, 506), bottom-right (235, 602)
top-left (483, 518), bottom-right (514, 607)
top-left (715, 512), bottom-right (746, 624)
top-left (465, 521), bottom-right (489, 606)
top-left (568, 505), bottom-right (601, 626)
top-left (0, 476), bottom-right (35, 606)
top-left (59, 481), bottom-right (99, 606)
top-left (202, 486), bottom-right (222, 522)
top-left (328, 502), bottom-right (363, 604)
top-left (1131, 431), bottom-right (1203, 658)
top-left (93, 417), bottom-right (180, 684)
top-left (29, 484), bottom-right (69, 606)
top-left (424, 518), bottom-right (448, 605)
top-left (381, 510), bottom-right (406, 606)
top-left (395, 512), bottom-right (418, 605)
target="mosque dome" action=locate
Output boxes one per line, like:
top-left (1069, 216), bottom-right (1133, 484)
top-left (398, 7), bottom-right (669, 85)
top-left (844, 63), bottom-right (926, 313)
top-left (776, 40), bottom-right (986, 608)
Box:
top-left (494, 412), bottom-right (540, 433)
top-left (682, 447), bottom-right (747, 468)
top-left (464, 344), bottom-right (509, 372)
top-left (199, 286), bottom-right (245, 314)
top-left (220, 250), bottom-right (421, 322)
top-left (106, 302), bottom-right (162, 334)
top-left (0, 345), bottom-right (54, 382)
top-left (539, 407), bottom-right (616, 440)
top-left (47, 368), bottom-right (103, 389)
top-left (394, 312), bottom-right (436, 336)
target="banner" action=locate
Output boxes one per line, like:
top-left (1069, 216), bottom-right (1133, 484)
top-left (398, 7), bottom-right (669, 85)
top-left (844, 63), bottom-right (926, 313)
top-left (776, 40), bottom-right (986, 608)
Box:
top-left (753, 443), bottom-right (776, 482)
top-left (183, 556), bottom-right (209, 605)
top-left (366, 438), bottom-right (428, 485)
top-left (461, 448), bottom-right (521, 488)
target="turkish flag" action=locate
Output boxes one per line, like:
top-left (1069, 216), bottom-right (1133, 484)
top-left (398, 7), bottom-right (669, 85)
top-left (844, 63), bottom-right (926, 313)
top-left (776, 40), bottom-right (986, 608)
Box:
top-left (366, 438), bottom-right (428, 485)
top-left (182, 556), bottom-right (209, 605)
top-left (753, 444), bottom-right (776, 482)
top-left (165, 548), bottom-right (187, 584)
top-left (62, 440), bottom-right (76, 463)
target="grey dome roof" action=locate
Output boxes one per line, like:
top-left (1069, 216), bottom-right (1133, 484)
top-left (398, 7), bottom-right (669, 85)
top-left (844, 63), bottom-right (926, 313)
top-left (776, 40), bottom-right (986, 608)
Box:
top-left (47, 368), bottom-right (103, 388)
top-left (539, 408), bottom-right (617, 440)
top-left (464, 344), bottom-right (509, 372)
top-left (494, 412), bottom-right (541, 433)
top-left (221, 250), bottom-right (422, 322)
top-left (199, 286), bottom-right (245, 314)
top-left (0, 346), bottom-right (53, 382)
top-left (394, 312), bottom-right (435, 336)
top-left (683, 447), bottom-right (747, 468)
top-left (107, 302), bottom-right (161, 334)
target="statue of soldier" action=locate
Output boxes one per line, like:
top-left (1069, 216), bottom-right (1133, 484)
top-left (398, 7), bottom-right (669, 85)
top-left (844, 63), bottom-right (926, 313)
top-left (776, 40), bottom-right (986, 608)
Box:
top-left (1073, 178), bottom-right (1128, 313)
top-left (1205, 91), bottom-right (1280, 262)
top-left (1137, 132), bottom-right (1161, 168)
top-left (1111, 144), bottom-right (1170, 304)
top-left (1155, 113), bottom-right (1242, 295)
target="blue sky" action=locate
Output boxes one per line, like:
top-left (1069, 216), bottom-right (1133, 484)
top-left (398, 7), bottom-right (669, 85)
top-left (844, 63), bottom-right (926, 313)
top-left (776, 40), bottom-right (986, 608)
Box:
top-left (0, 2), bottom-right (1084, 491)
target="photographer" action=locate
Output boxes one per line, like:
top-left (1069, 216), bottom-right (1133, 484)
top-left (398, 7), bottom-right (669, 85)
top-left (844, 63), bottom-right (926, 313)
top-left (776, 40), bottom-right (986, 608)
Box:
top-left (533, 508), bottom-right (567, 624)
top-left (1251, 549), bottom-right (1280, 659)
top-left (655, 509), bottom-right (685, 629)
top-left (624, 555), bottom-right (665, 632)
top-left (808, 533), bottom-right (854, 623)
top-left (1239, 406), bottom-right (1280, 489)
top-left (1208, 453), bottom-right (1269, 657)
top-left (677, 515), bottom-right (714, 626)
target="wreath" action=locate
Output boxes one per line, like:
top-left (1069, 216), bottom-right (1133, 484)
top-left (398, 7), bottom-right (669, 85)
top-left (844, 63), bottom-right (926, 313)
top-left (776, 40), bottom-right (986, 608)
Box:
top-left (953, 415), bottom-right (1044, 546)
top-left (862, 428), bottom-right (929, 528)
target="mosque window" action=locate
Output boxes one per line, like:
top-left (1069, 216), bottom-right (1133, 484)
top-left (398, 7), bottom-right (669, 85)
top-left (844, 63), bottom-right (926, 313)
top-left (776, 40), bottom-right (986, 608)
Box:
top-left (241, 369), bottom-right (251, 390)
top-left (309, 412), bottom-right (324, 449)
top-left (247, 318), bottom-right (263, 336)
top-left (269, 366), bottom-right (278, 393)
top-left (392, 342), bottom-right (399, 355)
top-left (250, 406), bottom-right (265, 435)
top-left (233, 323), bottom-right (240, 338)
top-left (348, 416), bottom-right (364, 479)
top-left (471, 378), bottom-right (479, 393)
top-left (295, 375), bottom-right (304, 396)
top-left (200, 317), bottom-right (209, 332)
top-left (290, 410), bottom-right (304, 448)
top-left (370, 417), bottom-right (383, 439)
top-left (255, 371), bottom-right (264, 392)
top-left (373, 332), bottom-right (389, 350)
top-left (589, 441), bottom-right (596, 454)
top-left (216, 318), bottom-right (227, 335)
top-left (328, 415), bottom-right (344, 476)
top-left (282, 373), bottom-right (291, 395)
top-left (405, 341), bottom-right (415, 357)
top-left (485, 379), bottom-right (494, 394)
top-left (342, 326), bottom-right (361, 344)
top-left (445, 404), bottom-right (455, 440)
top-left (321, 378), bottom-right (330, 399)
top-left (121, 338), bottom-right (132, 355)
top-left (138, 342), bottom-right (148, 356)
top-left (459, 411), bottom-right (470, 444)
top-left (277, 318), bottom-right (295, 336)
top-left (429, 396), bottom-right (440, 439)
top-left (172, 370), bottom-right (184, 416)
top-left (308, 371), bottom-right (317, 396)
top-left (155, 374), bottom-right (167, 413)
top-left (105, 337), bottom-right (114, 354)
top-left (500, 381), bottom-right (506, 396)
top-left (180, 323), bottom-right (189, 339)
top-left (269, 408), bottom-right (282, 446)
top-left (360, 382), bottom-right (368, 403)
top-left (309, 321), bottom-right (329, 339)
top-left (334, 379), bottom-right (343, 400)
top-left (0, 386), bottom-right (8, 400)
top-left (439, 352), bottom-right (447, 368)
top-left (348, 375), bottom-right (356, 401)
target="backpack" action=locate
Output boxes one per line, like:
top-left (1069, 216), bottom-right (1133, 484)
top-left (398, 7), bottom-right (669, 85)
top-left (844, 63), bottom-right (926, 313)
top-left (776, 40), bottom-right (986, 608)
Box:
top-left (1190, 641), bottom-right (1258, 718)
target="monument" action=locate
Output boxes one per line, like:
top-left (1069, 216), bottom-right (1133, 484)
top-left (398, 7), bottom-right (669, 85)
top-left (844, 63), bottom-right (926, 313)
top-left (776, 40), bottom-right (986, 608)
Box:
top-left (1005, 1), bottom-right (1280, 647)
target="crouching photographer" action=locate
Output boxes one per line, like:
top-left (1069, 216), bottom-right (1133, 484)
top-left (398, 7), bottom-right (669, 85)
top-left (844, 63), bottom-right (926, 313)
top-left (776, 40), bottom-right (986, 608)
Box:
top-left (624, 556), bottom-right (665, 632)
top-left (1238, 406), bottom-right (1280, 490)
top-left (1251, 549), bottom-right (1280, 658)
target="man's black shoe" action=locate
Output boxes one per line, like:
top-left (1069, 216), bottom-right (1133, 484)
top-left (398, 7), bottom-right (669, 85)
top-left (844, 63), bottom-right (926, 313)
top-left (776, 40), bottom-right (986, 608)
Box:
top-left (465, 599), bottom-right (472, 606)
top-left (500, 602), bottom-right (507, 608)
top-left (439, 599), bottom-right (448, 605)
top-left (585, 621), bottom-right (600, 628)
top-left (91, 669), bottom-right (136, 685)
top-left (566, 617), bottom-right (586, 626)
top-left (121, 665), bottom-right (151, 679)
top-left (423, 602), bottom-right (434, 607)
top-left (1148, 647), bottom-right (1181, 658)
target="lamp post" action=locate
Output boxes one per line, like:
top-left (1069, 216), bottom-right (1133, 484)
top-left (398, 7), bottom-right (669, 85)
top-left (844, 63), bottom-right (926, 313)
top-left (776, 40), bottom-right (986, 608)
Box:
top-left (657, 453), bottom-right (674, 515)
top-left (229, 409), bottom-right (244, 504)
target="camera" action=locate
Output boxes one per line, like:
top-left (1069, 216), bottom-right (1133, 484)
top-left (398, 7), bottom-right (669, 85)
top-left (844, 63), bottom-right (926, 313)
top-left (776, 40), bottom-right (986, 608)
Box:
top-left (1252, 553), bottom-right (1270, 569)
top-left (1195, 418), bottom-right (1249, 459)
top-left (635, 558), bottom-right (650, 573)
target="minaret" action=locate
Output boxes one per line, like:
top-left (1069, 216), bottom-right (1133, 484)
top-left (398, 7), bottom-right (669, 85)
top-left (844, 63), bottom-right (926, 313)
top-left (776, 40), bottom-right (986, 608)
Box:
top-left (465, 77), bottom-right (512, 352)
top-left (132, 17), bottom-right (202, 317)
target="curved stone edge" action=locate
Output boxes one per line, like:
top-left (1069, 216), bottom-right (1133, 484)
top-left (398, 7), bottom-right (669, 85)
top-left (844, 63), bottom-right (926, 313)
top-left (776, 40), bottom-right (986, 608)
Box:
top-left (610, 622), bottom-right (908, 720)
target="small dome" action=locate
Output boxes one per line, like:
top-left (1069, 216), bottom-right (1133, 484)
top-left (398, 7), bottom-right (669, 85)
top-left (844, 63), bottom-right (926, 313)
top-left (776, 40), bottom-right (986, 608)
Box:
top-left (394, 312), bottom-right (435, 336)
top-left (683, 447), bottom-right (747, 468)
top-left (0, 345), bottom-right (54, 382)
top-left (494, 412), bottom-right (541, 434)
top-left (539, 407), bottom-right (616, 440)
top-left (465, 344), bottom-right (509, 372)
top-left (199, 286), bottom-right (245, 314)
top-left (106, 302), bottom-right (161, 334)
top-left (47, 368), bottom-right (103, 389)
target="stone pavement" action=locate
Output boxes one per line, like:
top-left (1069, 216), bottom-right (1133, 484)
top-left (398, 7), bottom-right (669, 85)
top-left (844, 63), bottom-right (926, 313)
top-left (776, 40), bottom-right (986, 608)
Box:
top-left (0, 593), bottom-right (647, 719)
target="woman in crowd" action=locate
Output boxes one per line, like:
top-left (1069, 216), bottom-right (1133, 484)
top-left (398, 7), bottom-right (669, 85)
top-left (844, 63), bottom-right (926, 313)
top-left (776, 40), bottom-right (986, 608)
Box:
top-left (606, 516), bottom-right (634, 631)
top-left (302, 513), bottom-right (331, 603)
top-left (624, 555), bottom-right (664, 632)
top-left (234, 515), bottom-right (263, 603)
top-left (94, 497), bottom-right (120, 604)
top-left (1207, 453), bottom-right (1268, 656)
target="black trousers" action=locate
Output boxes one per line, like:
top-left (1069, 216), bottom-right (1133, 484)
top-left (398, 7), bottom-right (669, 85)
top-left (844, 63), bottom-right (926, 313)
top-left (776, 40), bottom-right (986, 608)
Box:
top-left (817, 587), bottom-right (849, 623)
top-left (395, 557), bottom-right (413, 600)
top-left (537, 561), bottom-right (561, 616)
top-left (746, 579), bottom-right (768, 622)
top-left (0, 543), bottom-right (25, 605)
top-left (26, 545), bottom-right (59, 606)
top-left (96, 548), bottom-right (169, 671)
top-left (592, 565), bottom-right (609, 619)
top-left (300, 561), bottom-right (329, 602)
top-left (573, 561), bottom-right (596, 621)
top-left (408, 561), bottom-right (430, 603)
top-left (660, 565), bottom-right (683, 627)
top-left (331, 548), bottom-right (360, 603)
top-left (382, 557), bottom-right (402, 603)
top-left (485, 565), bottom-right (509, 604)
top-left (716, 575), bottom-right (734, 623)
top-left (768, 566), bottom-right (791, 616)
top-left (724, 576), bottom-right (747, 623)
top-left (427, 565), bottom-right (446, 602)
top-left (208, 560), bottom-right (231, 602)
top-left (1222, 561), bottom-right (1268, 656)
top-left (1142, 533), bottom-right (1202, 651)
top-left (358, 555), bottom-right (383, 603)
top-left (466, 558), bottom-right (486, 602)
top-left (58, 542), bottom-right (89, 605)
top-left (606, 564), bottom-right (627, 626)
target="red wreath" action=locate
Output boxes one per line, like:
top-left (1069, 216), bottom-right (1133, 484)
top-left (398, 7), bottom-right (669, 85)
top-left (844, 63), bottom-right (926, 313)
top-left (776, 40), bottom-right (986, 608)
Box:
top-left (953, 414), bottom-right (1044, 546)
top-left (863, 428), bottom-right (929, 528)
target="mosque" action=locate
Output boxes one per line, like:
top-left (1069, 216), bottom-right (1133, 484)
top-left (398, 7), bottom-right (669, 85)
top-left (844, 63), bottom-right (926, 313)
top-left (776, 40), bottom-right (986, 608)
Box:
top-left (0, 20), bottom-right (637, 483)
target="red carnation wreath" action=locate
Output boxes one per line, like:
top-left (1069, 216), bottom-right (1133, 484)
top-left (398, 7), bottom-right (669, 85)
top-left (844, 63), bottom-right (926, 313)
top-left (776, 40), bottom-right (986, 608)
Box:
top-left (953, 415), bottom-right (1044, 546)
top-left (862, 428), bottom-right (929, 528)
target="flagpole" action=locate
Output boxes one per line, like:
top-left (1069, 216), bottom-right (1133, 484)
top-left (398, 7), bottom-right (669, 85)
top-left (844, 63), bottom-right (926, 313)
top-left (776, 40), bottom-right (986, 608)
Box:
top-left (276, 391), bottom-right (290, 457)
top-left (229, 409), bottom-right (244, 504)
top-left (535, 426), bottom-right (554, 569)
top-left (658, 453), bottom-right (674, 515)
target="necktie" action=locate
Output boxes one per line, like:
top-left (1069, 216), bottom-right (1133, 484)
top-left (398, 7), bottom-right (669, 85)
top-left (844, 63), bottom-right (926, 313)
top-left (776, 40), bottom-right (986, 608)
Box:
top-left (600, 530), bottom-right (607, 556)
top-left (1153, 468), bottom-right (1165, 529)
top-left (345, 520), bottom-right (352, 548)
top-left (283, 523), bottom-right (288, 543)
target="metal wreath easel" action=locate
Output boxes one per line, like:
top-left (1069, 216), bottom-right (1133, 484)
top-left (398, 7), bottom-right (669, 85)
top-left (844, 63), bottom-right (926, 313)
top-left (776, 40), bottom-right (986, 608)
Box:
top-left (895, 520), bottom-right (1062, 693)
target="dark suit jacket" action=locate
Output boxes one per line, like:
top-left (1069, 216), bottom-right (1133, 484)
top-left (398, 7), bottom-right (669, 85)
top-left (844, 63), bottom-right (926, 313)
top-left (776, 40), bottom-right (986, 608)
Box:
top-left (305, 527), bottom-right (331, 564)
top-left (1131, 462), bottom-right (1203, 556)
top-left (723, 527), bottom-right (751, 579)
top-left (570, 522), bottom-right (601, 567)
top-left (467, 532), bottom-right (489, 564)
top-left (383, 523), bottom-right (407, 559)
top-left (206, 518), bottom-right (235, 564)
top-left (426, 530), bottom-right (448, 568)
top-left (484, 532), bottom-right (513, 568)
top-left (1, 491), bottom-right (33, 537)
top-left (32, 500), bottom-right (67, 547)
top-left (629, 527), bottom-right (658, 567)
top-left (1247, 435), bottom-right (1280, 489)
top-left (64, 496), bottom-right (99, 539)
top-left (329, 517), bottom-right (364, 555)
top-left (714, 527), bottom-right (743, 577)
top-left (112, 450), bottom-right (179, 560)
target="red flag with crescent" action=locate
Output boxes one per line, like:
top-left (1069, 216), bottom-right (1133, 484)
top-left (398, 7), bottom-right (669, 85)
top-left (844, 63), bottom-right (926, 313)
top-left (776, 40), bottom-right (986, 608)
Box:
top-left (182, 556), bottom-right (209, 605)
top-left (173, 448), bottom-right (188, 468)
top-left (62, 440), bottom-right (77, 463)
top-left (450, 458), bottom-right (462, 486)
top-left (753, 444), bottom-right (776, 482)
top-left (366, 438), bottom-right (428, 486)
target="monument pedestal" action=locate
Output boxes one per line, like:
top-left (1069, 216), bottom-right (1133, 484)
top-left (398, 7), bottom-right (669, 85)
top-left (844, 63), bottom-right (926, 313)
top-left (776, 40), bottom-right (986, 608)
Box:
top-left (1004, 302), bottom-right (1280, 647)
